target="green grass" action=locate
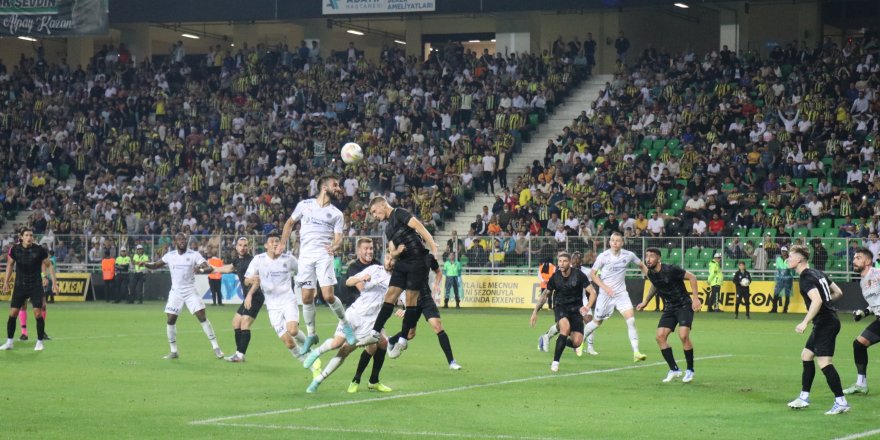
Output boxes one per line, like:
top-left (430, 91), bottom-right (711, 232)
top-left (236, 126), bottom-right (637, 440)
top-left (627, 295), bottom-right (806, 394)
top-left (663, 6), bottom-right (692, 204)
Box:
top-left (3, 303), bottom-right (880, 439)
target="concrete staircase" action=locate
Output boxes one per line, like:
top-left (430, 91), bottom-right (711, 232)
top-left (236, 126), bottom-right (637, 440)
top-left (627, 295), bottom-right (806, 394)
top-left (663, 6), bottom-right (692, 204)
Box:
top-left (442, 74), bottom-right (611, 237)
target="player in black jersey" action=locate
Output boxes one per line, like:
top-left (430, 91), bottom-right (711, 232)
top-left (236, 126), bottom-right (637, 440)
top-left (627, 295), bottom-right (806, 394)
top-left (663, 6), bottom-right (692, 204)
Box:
top-left (784, 245), bottom-right (850, 414)
top-left (362, 196), bottom-right (440, 346)
top-left (385, 253), bottom-right (462, 369)
top-left (216, 237), bottom-right (263, 362)
top-left (637, 248), bottom-right (701, 383)
top-left (530, 252), bottom-right (596, 372)
top-left (1, 228), bottom-right (58, 351)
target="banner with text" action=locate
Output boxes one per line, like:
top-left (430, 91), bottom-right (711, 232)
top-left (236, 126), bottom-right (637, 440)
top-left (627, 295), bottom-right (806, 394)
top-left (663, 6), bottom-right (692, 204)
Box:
top-left (460, 274), bottom-right (540, 309)
top-left (323, 0), bottom-right (435, 15)
top-left (641, 280), bottom-right (807, 314)
top-left (0, 0), bottom-right (108, 37)
top-left (1, 272), bottom-right (90, 302)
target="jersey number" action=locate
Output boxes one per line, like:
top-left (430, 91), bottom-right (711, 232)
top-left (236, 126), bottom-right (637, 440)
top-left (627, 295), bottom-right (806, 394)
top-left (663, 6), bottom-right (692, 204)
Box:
top-left (818, 277), bottom-right (832, 302)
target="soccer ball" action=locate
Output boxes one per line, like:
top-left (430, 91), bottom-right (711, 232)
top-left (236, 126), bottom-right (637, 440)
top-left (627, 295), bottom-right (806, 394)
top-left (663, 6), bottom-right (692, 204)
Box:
top-left (341, 142), bottom-right (364, 164)
top-left (740, 278), bottom-right (750, 287)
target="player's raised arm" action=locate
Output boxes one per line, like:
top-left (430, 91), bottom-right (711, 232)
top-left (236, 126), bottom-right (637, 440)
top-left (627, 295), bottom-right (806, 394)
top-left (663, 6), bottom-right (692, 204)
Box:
top-left (143, 260), bottom-right (166, 270)
top-left (279, 215), bottom-right (298, 254)
top-left (407, 216), bottom-right (439, 255)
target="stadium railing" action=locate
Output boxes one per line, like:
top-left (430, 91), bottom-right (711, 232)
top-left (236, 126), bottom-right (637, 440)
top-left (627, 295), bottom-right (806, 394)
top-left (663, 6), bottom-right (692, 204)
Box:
top-left (30, 233), bottom-right (857, 283)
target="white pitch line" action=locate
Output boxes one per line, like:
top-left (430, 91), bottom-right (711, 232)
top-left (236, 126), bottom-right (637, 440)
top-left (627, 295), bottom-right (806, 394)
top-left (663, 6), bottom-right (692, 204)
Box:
top-left (833, 428), bottom-right (880, 440)
top-left (208, 422), bottom-right (562, 440)
top-left (191, 354), bottom-right (733, 426)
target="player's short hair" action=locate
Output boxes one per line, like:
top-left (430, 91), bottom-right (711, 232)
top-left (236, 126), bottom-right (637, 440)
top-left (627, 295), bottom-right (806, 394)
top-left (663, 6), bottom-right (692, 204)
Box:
top-left (737, 260), bottom-right (746, 266)
top-left (855, 247), bottom-right (874, 261)
top-left (318, 174), bottom-right (339, 188)
top-left (645, 247), bottom-right (662, 257)
top-left (19, 227), bottom-right (33, 236)
top-left (610, 231), bottom-right (623, 239)
top-left (266, 230), bottom-right (281, 241)
top-left (356, 237), bottom-right (373, 247)
top-left (789, 244), bottom-right (810, 261)
top-left (558, 251), bottom-right (571, 261)
top-left (236, 236), bottom-right (249, 244)
top-left (571, 251), bottom-right (583, 258)
top-left (369, 196), bottom-right (388, 207)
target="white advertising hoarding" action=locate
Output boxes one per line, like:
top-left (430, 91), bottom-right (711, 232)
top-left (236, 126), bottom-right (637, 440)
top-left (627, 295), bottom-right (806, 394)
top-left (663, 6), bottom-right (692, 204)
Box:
top-left (323, 0), bottom-right (435, 15)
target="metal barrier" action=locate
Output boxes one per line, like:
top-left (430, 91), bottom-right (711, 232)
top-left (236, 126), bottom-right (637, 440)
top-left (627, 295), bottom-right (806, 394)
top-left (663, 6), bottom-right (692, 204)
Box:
top-left (7, 233), bottom-right (860, 282)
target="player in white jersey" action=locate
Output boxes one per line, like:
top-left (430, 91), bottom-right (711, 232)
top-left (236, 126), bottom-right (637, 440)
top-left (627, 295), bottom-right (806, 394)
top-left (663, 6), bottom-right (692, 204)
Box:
top-left (301, 252), bottom-right (394, 394)
top-left (239, 232), bottom-right (323, 376)
top-left (143, 233), bottom-right (223, 360)
top-left (844, 248), bottom-right (880, 395)
top-left (586, 232), bottom-right (650, 362)
top-left (280, 174), bottom-right (356, 354)
top-left (538, 251), bottom-right (599, 356)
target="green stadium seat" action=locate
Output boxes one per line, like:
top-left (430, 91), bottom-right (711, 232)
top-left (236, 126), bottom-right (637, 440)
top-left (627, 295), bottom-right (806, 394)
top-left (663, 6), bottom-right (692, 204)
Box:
top-left (793, 228), bottom-right (809, 238)
top-left (792, 178), bottom-right (803, 188)
top-left (666, 139), bottom-right (681, 149)
top-left (764, 229), bottom-right (776, 237)
top-left (667, 189), bottom-right (679, 200)
top-left (669, 249), bottom-right (682, 261)
top-left (652, 139), bottom-right (667, 150)
top-left (809, 227), bottom-right (825, 237)
top-left (670, 200), bottom-right (684, 211)
top-left (640, 138), bottom-right (653, 149)
top-left (723, 259), bottom-right (736, 270)
top-left (824, 229), bottom-right (838, 238)
top-left (664, 209), bottom-right (677, 217)
top-left (834, 218), bottom-right (847, 228)
top-left (747, 228), bottom-right (763, 237)
top-left (805, 178), bottom-right (819, 188)
top-left (699, 249), bottom-right (714, 260)
top-left (676, 179), bottom-right (688, 187)
top-left (818, 218), bottom-right (832, 229)
top-left (685, 248), bottom-right (699, 260)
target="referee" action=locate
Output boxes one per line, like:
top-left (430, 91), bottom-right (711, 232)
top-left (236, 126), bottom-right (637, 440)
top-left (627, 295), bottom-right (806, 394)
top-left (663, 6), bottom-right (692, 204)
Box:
top-left (637, 248), bottom-right (701, 383)
top-left (363, 196), bottom-right (440, 346)
top-left (1, 228), bottom-right (58, 351)
top-left (785, 245), bottom-right (850, 415)
top-left (216, 237), bottom-right (262, 362)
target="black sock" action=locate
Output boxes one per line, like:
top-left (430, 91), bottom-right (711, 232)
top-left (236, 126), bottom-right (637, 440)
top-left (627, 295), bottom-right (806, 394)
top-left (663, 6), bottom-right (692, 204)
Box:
top-left (7, 316), bottom-right (15, 339)
top-left (802, 360), bottom-right (816, 393)
top-left (352, 350), bottom-right (372, 384)
top-left (822, 364), bottom-right (845, 397)
top-left (854, 340), bottom-right (869, 376)
top-left (437, 330), bottom-right (454, 363)
top-left (36, 317), bottom-right (45, 341)
top-left (239, 330), bottom-right (251, 354)
top-left (554, 335), bottom-right (568, 362)
top-left (369, 348), bottom-right (387, 384)
top-left (684, 349), bottom-right (694, 371)
top-left (372, 302), bottom-right (395, 332)
top-left (399, 308), bottom-right (420, 341)
top-left (661, 347), bottom-right (679, 370)
top-left (234, 328), bottom-right (242, 353)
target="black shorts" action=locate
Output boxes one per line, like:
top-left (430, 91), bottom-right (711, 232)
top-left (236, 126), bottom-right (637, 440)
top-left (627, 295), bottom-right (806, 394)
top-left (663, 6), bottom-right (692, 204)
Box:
top-left (417, 291), bottom-right (441, 321)
top-left (553, 305), bottom-right (585, 335)
top-left (236, 293), bottom-right (265, 319)
top-left (11, 284), bottom-right (43, 309)
top-left (805, 318), bottom-right (841, 357)
top-left (658, 308), bottom-right (694, 330)
top-left (389, 256), bottom-right (428, 291)
top-left (860, 317), bottom-right (880, 344)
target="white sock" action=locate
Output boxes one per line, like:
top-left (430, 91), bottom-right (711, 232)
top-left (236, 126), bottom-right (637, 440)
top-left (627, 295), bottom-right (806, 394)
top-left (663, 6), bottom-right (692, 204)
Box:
top-left (319, 355), bottom-right (345, 381)
top-left (167, 324), bottom-right (178, 353)
top-left (835, 396), bottom-right (849, 406)
top-left (200, 320), bottom-right (220, 349)
top-left (328, 298), bottom-right (347, 321)
top-left (6, 338), bottom-right (13, 345)
top-left (857, 374), bottom-right (867, 387)
top-left (583, 320), bottom-right (600, 337)
top-left (290, 346), bottom-right (304, 361)
top-left (303, 303), bottom-right (317, 336)
top-left (799, 391), bottom-right (810, 400)
top-left (587, 332), bottom-right (595, 348)
top-left (545, 324), bottom-right (559, 338)
top-left (314, 339), bottom-right (334, 356)
top-left (294, 331), bottom-right (306, 345)
top-left (625, 317), bottom-right (640, 353)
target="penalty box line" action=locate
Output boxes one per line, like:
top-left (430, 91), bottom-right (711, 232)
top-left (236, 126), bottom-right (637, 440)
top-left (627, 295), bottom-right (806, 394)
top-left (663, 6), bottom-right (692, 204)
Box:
top-left (191, 354), bottom-right (734, 426)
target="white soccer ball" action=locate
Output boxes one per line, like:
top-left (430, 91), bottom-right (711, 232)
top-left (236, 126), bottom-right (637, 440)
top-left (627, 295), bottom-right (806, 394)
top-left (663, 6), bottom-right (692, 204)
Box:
top-left (341, 142), bottom-right (364, 164)
top-left (740, 278), bottom-right (750, 287)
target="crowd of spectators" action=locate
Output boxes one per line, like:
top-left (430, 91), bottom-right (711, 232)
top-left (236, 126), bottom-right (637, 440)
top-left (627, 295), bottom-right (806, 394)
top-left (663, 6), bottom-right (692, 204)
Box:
top-left (0, 37), bottom-right (585, 265)
top-left (456, 31), bottom-right (880, 273)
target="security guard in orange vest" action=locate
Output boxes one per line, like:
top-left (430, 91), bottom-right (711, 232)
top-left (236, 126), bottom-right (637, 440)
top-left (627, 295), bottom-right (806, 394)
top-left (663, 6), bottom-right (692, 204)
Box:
top-left (101, 250), bottom-right (116, 302)
top-left (538, 259), bottom-right (556, 309)
top-left (207, 253), bottom-right (224, 306)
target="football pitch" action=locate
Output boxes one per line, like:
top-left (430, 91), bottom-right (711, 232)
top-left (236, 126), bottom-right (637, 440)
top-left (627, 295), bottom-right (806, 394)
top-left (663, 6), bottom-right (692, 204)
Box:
top-left (3, 303), bottom-right (880, 439)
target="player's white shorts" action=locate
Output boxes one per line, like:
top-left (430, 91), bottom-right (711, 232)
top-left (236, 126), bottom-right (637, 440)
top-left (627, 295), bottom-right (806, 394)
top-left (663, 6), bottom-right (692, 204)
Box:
top-left (267, 301), bottom-right (300, 337)
top-left (296, 252), bottom-right (336, 289)
top-left (335, 308), bottom-right (376, 343)
top-left (594, 290), bottom-right (634, 320)
top-left (164, 288), bottom-right (206, 315)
